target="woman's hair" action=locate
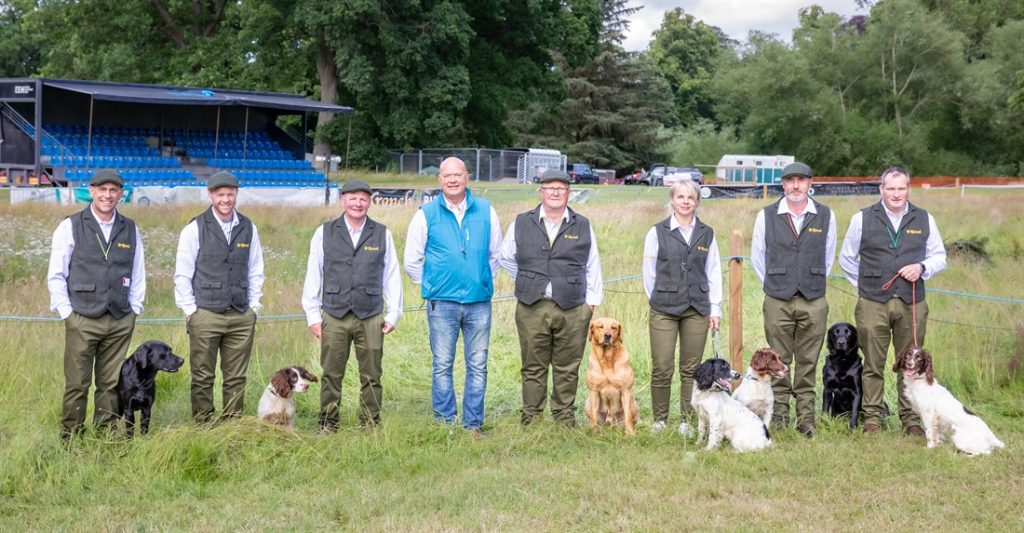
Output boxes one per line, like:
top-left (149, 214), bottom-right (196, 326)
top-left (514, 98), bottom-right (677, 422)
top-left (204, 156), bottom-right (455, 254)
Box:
top-left (668, 179), bottom-right (701, 204)
top-left (665, 179), bottom-right (702, 218)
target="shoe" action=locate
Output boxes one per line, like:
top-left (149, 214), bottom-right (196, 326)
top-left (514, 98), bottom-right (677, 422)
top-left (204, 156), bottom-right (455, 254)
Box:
top-left (904, 425), bottom-right (926, 438)
top-left (651, 421), bottom-right (667, 433)
top-left (677, 422), bottom-right (695, 438)
top-left (863, 423), bottom-right (881, 434)
top-left (799, 425), bottom-right (815, 438)
top-left (468, 428), bottom-right (485, 439)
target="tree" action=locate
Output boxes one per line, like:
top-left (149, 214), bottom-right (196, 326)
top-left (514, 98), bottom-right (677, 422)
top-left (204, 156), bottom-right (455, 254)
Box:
top-left (513, 0), bottom-right (673, 171)
top-left (858, 0), bottom-right (966, 138)
top-left (0, 1), bottom-right (48, 78)
top-left (647, 8), bottom-right (723, 126)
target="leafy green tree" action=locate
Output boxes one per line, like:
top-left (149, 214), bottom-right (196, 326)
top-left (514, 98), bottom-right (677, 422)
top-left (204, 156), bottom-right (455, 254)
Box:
top-left (513, 0), bottom-right (673, 172)
top-left (712, 33), bottom-right (852, 174)
top-left (857, 0), bottom-right (966, 138)
top-left (647, 8), bottom-right (723, 125)
top-left (0, 1), bottom-right (48, 78)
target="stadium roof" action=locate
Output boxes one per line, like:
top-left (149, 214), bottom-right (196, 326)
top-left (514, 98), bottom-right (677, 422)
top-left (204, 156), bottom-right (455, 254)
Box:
top-left (40, 78), bottom-right (354, 114)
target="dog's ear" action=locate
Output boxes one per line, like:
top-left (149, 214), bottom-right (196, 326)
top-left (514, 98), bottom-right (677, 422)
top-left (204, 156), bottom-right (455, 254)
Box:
top-left (133, 342), bottom-right (154, 369)
top-left (694, 360), bottom-right (712, 390)
top-left (613, 321), bottom-right (622, 343)
top-left (588, 320), bottom-right (598, 343)
top-left (920, 349), bottom-right (934, 385)
top-left (296, 366), bottom-right (319, 382)
top-left (750, 349), bottom-right (768, 371)
top-left (271, 369), bottom-right (293, 399)
top-left (893, 347), bottom-right (911, 373)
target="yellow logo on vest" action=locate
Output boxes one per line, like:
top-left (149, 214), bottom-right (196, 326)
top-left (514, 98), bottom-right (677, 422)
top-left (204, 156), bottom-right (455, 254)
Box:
top-left (236, 242), bottom-right (250, 248)
top-left (563, 234), bottom-right (579, 240)
top-left (363, 245), bottom-right (381, 251)
top-left (906, 229), bottom-right (923, 235)
top-left (697, 245), bottom-right (709, 252)
top-left (116, 242), bottom-right (132, 249)
top-left (807, 227), bottom-right (822, 233)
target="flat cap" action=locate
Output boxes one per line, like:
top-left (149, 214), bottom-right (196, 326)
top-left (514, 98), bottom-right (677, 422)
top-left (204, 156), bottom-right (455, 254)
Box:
top-left (340, 180), bottom-right (373, 195)
top-left (539, 169), bottom-right (570, 185)
top-left (89, 169), bottom-right (123, 187)
top-left (780, 162), bottom-right (812, 180)
top-left (206, 171), bottom-right (239, 190)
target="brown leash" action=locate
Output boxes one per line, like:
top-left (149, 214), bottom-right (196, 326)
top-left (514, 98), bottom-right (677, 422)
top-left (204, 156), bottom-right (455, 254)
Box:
top-left (881, 273), bottom-right (920, 348)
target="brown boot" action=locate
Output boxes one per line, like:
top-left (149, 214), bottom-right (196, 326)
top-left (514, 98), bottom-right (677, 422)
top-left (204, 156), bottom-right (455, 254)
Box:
top-left (904, 425), bottom-right (926, 438)
top-left (863, 423), bottom-right (880, 434)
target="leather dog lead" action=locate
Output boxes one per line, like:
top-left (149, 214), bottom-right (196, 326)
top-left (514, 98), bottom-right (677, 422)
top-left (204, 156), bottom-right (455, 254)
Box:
top-left (880, 273), bottom-right (920, 348)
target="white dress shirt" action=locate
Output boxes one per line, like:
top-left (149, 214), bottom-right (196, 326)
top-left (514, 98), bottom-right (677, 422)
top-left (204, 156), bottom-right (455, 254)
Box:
top-left (47, 205), bottom-right (146, 319)
top-left (498, 206), bottom-right (605, 307)
top-left (751, 198), bottom-right (837, 284)
top-left (642, 216), bottom-right (722, 317)
top-left (839, 201), bottom-right (947, 287)
top-left (403, 195), bottom-right (503, 285)
top-left (173, 209), bottom-right (265, 316)
top-left (301, 217), bottom-right (403, 327)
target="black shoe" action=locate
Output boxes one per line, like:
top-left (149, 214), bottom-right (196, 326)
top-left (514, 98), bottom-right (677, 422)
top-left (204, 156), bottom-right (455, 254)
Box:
top-left (799, 425), bottom-right (815, 438)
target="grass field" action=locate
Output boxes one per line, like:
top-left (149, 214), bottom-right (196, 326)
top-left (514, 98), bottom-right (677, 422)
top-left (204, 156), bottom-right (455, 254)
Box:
top-left (1, 180), bottom-right (1022, 531)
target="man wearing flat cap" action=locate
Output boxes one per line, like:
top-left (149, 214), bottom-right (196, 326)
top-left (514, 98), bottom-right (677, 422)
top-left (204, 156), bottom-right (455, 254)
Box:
top-left (174, 171), bottom-right (265, 422)
top-left (751, 161), bottom-right (836, 437)
top-left (499, 169), bottom-right (603, 427)
top-left (302, 180), bottom-right (402, 431)
top-left (47, 169), bottom-right (146, 440)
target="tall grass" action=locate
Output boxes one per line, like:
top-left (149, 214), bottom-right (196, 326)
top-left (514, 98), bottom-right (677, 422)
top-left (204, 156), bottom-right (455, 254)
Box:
top-left (0, 183), bottom-right (1021, 530)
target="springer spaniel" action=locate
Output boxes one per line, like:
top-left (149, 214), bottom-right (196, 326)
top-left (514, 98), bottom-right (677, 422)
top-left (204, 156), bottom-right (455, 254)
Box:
top-left (893, 347), bottom-right (1005, 456)
top-left (257, 366), bottom-right (319, 427)
top-left (731, 348), bottom-right (788, 427)
top-left (692, 358), bottom-right (772, 452)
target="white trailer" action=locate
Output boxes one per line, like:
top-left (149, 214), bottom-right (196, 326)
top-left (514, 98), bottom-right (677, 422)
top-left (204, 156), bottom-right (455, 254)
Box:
top-left (715, 154), bottom-right (795, 184)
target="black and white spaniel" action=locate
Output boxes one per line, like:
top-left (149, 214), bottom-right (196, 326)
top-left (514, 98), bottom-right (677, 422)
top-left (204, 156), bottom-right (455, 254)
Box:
top-left (893, 347), bottom-right (1004, 456)
top-left (731, 348), bottom-right (788, 427)
top-left (257, 366), bottom-right (319, 427)
top-left (692, 358), bottom-right (772, 452)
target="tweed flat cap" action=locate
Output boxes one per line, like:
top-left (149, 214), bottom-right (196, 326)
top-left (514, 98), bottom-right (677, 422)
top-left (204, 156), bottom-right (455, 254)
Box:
top-left (206, 171), bottom-right (240, 190)
top-left (780, 162), bottom-right (812, 180)
top-left (89, 169), bottom-right (123, 187)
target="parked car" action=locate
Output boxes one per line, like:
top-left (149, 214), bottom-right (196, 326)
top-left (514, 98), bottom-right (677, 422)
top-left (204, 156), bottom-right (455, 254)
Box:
top-left (629, 163), bottom-right (667, 186)
top-left (566, 162), bottom-right (599, 184)
top-left (662, 167), bottom-right (705, 187)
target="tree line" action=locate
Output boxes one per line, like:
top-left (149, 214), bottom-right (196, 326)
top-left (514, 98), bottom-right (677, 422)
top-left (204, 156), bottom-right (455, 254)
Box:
top-left (2, 0), bottom-right (1021, 176)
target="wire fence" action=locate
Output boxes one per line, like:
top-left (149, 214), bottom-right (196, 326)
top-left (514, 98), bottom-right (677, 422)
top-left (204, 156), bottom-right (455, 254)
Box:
top-left (5, 258), bottom-right (1020, 334)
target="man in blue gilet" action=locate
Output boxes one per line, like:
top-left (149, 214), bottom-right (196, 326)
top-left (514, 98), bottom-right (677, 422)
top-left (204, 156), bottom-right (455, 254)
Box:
top-left (404, 157), bottom-right (502, 437)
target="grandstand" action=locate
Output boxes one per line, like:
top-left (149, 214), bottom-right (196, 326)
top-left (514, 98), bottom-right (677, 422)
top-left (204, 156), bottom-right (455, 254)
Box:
top-left (0, 78), bottom-right (353, 188)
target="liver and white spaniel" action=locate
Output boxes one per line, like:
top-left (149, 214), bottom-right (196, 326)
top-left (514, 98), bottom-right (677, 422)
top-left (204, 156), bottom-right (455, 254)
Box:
top-left (893, 347), bottom-right (1004, 455)
top-left (257, 366), bottom-right (319, 427)
top-left (731, 348), bottom-right (788, 427)
top-left (692, 358), bottom-right (772, 452)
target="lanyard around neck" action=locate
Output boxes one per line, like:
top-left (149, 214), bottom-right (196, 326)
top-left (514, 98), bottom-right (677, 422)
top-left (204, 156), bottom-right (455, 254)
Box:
top-left (884, 225), bottom-right (901, 249)
top-left (95, 233), bottom-right (113, 261)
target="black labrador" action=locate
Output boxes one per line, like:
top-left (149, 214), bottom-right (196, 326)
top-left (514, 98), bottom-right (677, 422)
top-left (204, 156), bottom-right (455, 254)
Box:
top-left (118, 340), bottom-right (185, 437)
top-left (821, 322), bottom-right (863, 429)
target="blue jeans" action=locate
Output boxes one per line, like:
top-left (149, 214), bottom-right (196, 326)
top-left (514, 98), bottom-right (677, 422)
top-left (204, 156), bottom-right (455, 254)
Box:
top-left (426, 300), bottom-right (491, 429)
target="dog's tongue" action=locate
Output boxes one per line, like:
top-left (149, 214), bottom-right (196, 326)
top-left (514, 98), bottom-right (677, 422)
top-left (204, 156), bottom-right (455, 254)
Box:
top-left (716, 378), bottom-right (732, 392)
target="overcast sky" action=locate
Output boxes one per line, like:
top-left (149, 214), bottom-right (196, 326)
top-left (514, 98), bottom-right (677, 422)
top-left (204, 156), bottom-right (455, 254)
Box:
top-left (623, 0), bottom-right (867, 51)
